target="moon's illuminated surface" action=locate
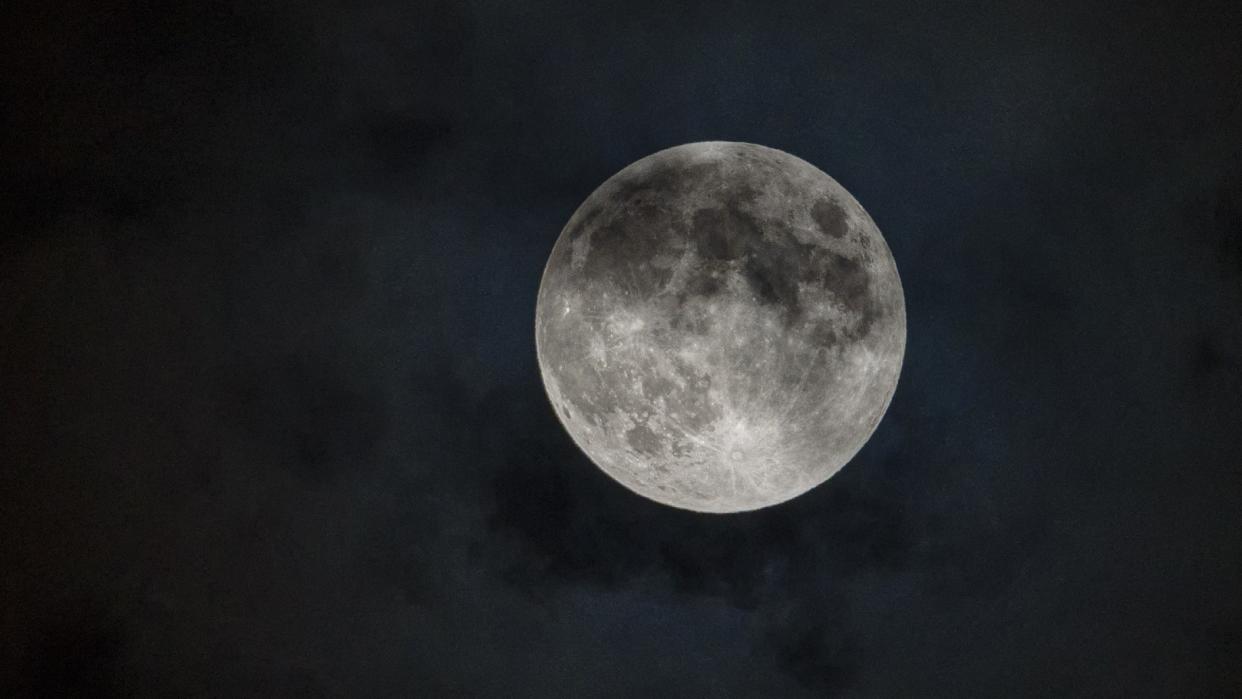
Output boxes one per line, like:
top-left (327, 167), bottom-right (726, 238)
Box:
top-left (535, 142), bottom-right (905, 513)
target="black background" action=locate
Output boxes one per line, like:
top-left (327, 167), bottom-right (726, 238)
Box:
top-left (3, 0), bottom-right (1242, 695)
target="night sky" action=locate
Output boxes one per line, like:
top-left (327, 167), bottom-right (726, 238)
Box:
top-left (4, 0), bottom-right (1242, 696)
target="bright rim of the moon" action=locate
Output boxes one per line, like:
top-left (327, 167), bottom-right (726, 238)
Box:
top-left (535, 142), bottom-right (905, 513)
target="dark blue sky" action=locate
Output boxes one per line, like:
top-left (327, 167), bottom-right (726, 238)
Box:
top-left (3, 0), bottom-right (1241, 695)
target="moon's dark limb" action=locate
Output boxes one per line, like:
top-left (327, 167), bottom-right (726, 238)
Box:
top-left (536, 142), bottom-right (905, 513)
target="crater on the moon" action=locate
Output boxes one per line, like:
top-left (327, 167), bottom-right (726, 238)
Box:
top-left (535, 141), bottom-right (905, 513)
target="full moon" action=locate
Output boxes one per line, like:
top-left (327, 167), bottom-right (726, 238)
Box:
top-left (535, 142), bottom-right (905, 513)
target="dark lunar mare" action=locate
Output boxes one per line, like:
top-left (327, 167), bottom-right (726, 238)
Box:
top-left (536, 142), bottom-right (905, 512)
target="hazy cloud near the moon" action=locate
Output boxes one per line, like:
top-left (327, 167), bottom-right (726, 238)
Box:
top-left (3, 0), bottom-right (1242, 695)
